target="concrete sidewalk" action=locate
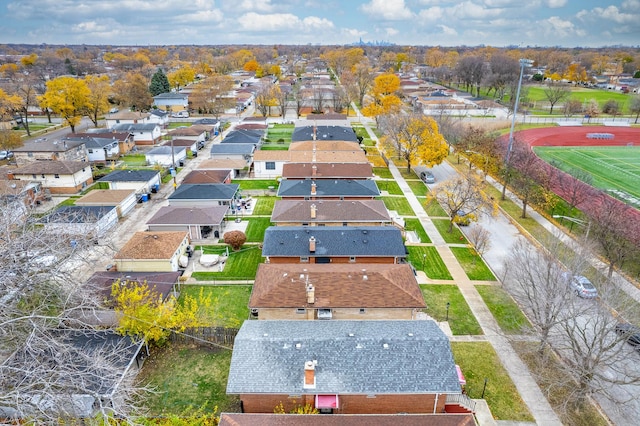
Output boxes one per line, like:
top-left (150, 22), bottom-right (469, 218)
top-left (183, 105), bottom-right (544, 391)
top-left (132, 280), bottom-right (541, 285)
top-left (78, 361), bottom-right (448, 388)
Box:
top-left (360, 121), bottom-right (562, 425)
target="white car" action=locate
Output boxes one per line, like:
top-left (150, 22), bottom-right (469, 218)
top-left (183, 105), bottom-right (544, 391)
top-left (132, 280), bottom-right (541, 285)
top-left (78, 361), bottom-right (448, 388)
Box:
top-left (171, 110), bottom-right (189, 118)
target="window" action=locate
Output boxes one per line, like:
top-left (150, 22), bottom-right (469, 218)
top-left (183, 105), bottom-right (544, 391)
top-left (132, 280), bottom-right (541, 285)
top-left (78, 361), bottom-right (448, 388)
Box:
top-left (54, 174), bottom-right (60, 179)
top-left (296, 308), bottom-right (306, 314)
top-left (41, 174), bottom-right (45, 178)
top-left (300, 256), bottom-right (309, 263)
top-left (32, 174), bottom-right (36, 179)
top-left (359, 308), bottom-right (366, 314)
top-left (28, 152), bottom-right (33, 157)
top-left (88, 149), bottom-right (94, 154)
top-left (349, 256), bottom-right (356, 263)
top-left (302, 223), bottom-right (309, 226)
top-left (265, 161), bottom-right (276, 170)
top-left (343, 222), bottom-right (348, 226)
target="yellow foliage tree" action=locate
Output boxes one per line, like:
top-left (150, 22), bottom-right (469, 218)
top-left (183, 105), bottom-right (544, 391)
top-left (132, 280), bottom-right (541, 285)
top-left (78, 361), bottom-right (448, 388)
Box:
top-left (361, 73), bottom-right (402, 122)
top-left (38, 76), bottom-right (91, 133)
top-left (243, 59), bottom-right (260, 72)
top-left (112, 281), bottom-right (213, 345)
top-left (84, 74), bottom-right (112, 126)
top-left (168, 65), bottom-right (196, 90)
top-left (0, 88), bottom-right (22, 120)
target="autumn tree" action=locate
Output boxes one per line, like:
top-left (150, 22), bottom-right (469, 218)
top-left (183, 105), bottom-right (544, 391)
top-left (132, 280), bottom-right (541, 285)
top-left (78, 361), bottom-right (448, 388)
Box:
top-left (321, 47), bottom-right (364, 77)
top-left (563, 99), bottom-right (583, 116)
top-left (243, 59), bottom-right (260, 72)
top-left (168, 65), bottom-right (196, 91)
top-left (361, 72), bottom-right (402, 122)
top-left (255, 81), bottom-right (279, 117)
top-left (430, 171), bottom-right (497, 233)
top-left (224, 230), bottom-right (247, 251)
top-left (543, 81), bottom-right (571, 114)
top-left (484, 54), bottom-right (519, 99)
top-left (554, 168), bottom-right (594, 212)
top-left (84, 75), bottom-right (111, 126)
top-left (190, 74), bottom-right (235, 118)
top-left (457, 126), bottom-right (500, 178)
top-left (149, 68), bottom-right (171, 96)
top-left (379, 113), bottom-right (448, 172)
top-left (0, 88), bottom-right (22, 121)
top-left (112, 72), bottom-right (153, 111)
top-left (39, 76), bottom-right (91, 133)
top-left (508, 140), bottom-right (552, 218)
top-left (456, 55), bottom-right (485, 97)
top-left (350, 60), bottom-right (375, 107)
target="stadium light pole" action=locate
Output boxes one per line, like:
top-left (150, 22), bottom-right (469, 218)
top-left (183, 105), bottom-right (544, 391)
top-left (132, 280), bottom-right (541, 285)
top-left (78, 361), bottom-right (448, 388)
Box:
top-left (502, 58), bottom-right (534, 200)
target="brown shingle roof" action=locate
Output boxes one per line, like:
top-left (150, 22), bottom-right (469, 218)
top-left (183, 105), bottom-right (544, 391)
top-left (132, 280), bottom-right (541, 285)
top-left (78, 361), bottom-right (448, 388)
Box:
top-left (76, 189), bottom-right (135, 205)
top-left (12, 161), bottom-right (89, 175)
top-left (249, 263), bottom-right (425, 309)
top-left (197, 159), bottom-right (248, 169)
top-left (289, 141), bottom-right (360, 151)
top-left (271, 199), bottom-right (390, 223)
top-left (114, 231), bottom-right (188, 260)
top-left (290, 151), bottom-right (367, 163)
top-left (182, 169), bottom-right (231, 184)
top-left (170, 127), bottom-right (206, 137)
top-left (282, 162), bottom-right (373, 179)
top-left (219, 413), bottom-right (476, 426)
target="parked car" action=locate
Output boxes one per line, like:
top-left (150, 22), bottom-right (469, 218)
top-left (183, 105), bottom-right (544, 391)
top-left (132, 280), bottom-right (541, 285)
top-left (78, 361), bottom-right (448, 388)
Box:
top-left (563, 273), bottom-right (598, 298)
top-left (0, 150), bottom-right (14, 160)
top-left (420, 171), bottom-right (436, 184)
top-left (171, 110), bottom-right (189, 118)
top-left (615, 322), bottom-right (640, 348)
top-left (453, 210), bottom-right (471, 226)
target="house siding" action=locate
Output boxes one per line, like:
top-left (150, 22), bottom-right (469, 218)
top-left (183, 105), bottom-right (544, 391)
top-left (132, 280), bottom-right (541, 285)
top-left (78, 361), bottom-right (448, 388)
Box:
top-left (12, 169), bottom-right (93, 194)
top-left (257, 307), bottom-right (415, 320)
top-left (239, 393), bottom-right (444, 414)
top-left (267, 256), bottom-right (397, 264)
top-left (274, 221), bottom-right (389, 227)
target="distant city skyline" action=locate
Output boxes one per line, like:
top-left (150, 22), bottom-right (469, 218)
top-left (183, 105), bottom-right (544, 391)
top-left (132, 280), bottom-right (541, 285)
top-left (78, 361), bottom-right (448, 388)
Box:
top-left (1, 0), bottom-right (638, 47)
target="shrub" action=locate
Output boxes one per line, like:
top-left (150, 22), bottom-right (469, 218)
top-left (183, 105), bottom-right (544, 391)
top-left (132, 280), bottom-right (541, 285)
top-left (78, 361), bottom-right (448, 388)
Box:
top-left (223, 230), bottom-right (247, 251)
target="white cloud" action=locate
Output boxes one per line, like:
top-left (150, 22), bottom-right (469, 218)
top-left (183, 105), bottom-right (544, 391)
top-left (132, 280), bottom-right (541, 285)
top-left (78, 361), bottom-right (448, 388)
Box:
top-left (621, 0), bottom-right (640, 11)
top-left (360, 0), bottom-right (414, 21)
top-left (546, 0), bottom-right (567, 7)
top-left (232, 0), bottom-right (275, 13)
top-left (418, 7), bottom-right (444, 23)
top-left (238, 12), bottom-right (333, 32)
top-left (448, 2), bottom-right (505, 19)
top-left (385, 27), bottom-right (399, 36)
top-left (343, 28), bottom-right (368, 38)
top-left (540, 16), bottom-right (576, 38)
top-left (438, 24), bottom-right (458, 36)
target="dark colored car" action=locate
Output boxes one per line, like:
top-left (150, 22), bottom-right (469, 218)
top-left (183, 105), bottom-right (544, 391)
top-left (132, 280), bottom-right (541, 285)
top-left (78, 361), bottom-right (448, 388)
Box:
top-left (615, 322), bottom-right (640, 348)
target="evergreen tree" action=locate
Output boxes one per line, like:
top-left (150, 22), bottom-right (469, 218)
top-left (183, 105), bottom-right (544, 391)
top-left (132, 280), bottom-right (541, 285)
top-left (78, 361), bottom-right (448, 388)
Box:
top-left (149, 68), bottom-right (170, 96)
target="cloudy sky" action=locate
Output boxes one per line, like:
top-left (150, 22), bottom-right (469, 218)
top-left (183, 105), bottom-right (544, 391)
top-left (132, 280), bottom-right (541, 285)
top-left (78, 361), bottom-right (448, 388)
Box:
top-left (1, 0), bottom-right (638, 47)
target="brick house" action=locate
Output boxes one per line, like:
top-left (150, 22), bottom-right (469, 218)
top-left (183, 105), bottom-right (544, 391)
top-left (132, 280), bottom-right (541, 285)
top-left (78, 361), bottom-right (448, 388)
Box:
top-left (113, 231), bottom-right (190, 272)
top-left (271, 199), bottom-right (391, 227)
top-left (276, 179), bottom-right (380, 200)
top-left (281, 162), bottom-right (373, 180)
top-left (249, 263), bottom-right (425, 320)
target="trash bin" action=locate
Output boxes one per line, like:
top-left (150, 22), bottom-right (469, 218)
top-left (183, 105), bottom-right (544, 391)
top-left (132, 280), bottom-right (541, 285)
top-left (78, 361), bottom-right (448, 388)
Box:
top-left (179, 160), bottom-right (185, 167)
top-left (141, 193), bottom-right (149, 202)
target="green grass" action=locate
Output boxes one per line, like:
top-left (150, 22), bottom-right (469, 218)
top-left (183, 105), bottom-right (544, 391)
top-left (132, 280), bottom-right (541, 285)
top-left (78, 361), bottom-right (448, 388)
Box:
top-left (450, 247), bottom-right (496, 281)
top-left (372, 167), bottom-right (393, 179)
top-left (379, 196), bottom-right (415, 215)
top-left (137, 344), bottom-right (239, 416)
top-left (352, 125), bottom-right (375, 146)
top-left (432, 219), bottom-right (468, 243)
top-left (420, 285), bottom-right (482, 335)
top-left (422, 198), bottom-right (448, 217)
top-left (167, 122), bottom-right (192, 129)
top-left (259, 145), bottom-right (289, 150)
top-left (451, 342), bottom-right (533, 421)
top-left (179, 285), bottom-right (251, 328)
top-left (404, 218), bottom-right (431, 243)
top-left (191, 245), bottom-right (263, 280)
top-left (265, 124), bottom-right (294, 143)
top-left (252, 196), bottom-right (276, 215)
top-left (121, 154), bottom-right (148, 166)
top-left (476, 285), bottom-right (531, 335)
top-left (407, 179), bottom-right (429, 197)
top-left (534, 146), bottom-right (640, 207)
top-left (244, 217), bottom-right (272, 242)
top-left (232, 179), bottom-right (279, 190)
top-left (527, 86), bottom-right (632, 112)
top-left (376, 180), bottom-right (403, 195)
top-left (407, 246), bottom-right (452, 280)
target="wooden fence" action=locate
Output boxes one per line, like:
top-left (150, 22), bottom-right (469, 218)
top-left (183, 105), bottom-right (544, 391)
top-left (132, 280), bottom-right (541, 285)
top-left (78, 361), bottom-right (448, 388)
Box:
top-left (169, 326), bottom-right (239, 348)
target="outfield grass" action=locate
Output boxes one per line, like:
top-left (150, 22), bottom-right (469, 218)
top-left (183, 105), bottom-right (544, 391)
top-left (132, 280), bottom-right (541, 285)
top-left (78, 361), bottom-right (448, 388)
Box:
top-left (407, 246), bottom-right (452, 280)
top-left (137, 344), bottom-right (239, 416)
top-left (420, 285), bottom-right (482, 335)
top-left (179, 285), bottom-right (251, 328)
top-left (452, 342), bottom-right (533, 421)
top-left (534, 145), bottom-right (640, 206)
top-left (475, 285), bottom-right (531, 335)
top-left (379, 196), bottom-right (415, 215)
top-left (404, 218), bottom-right (431, 243)
top-left (191, 245), bottom-right (263, 280)
top-left (451, 247), bottom-right (496, 281)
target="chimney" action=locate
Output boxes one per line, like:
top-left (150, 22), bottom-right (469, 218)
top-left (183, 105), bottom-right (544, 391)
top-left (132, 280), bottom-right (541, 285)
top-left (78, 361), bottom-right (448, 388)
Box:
top-left (313, 125), bottom-right (317, 141)
top-left (306, 283), bottom-right (315, 304)
top-left (310, 181), bottom-right (316, 195)
top-left (309, 236), bottom-right (316, 253)
top-left (310, 204), bottom-right (317, 219)
top-left (304, 360), bottom-right (316, 389)
top-left (312, 164), bottom-right (317, 177)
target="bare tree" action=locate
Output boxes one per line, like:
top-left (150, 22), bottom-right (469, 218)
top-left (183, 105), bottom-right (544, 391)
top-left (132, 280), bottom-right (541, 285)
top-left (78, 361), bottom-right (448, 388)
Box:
top-left (630, 96), bottom-right (640, 124)
top-left (466, 225), bottom-right (491, 264)
top-left (543, 81), bottom-right (571, 115)
top-left (430, 171), bottom-right (497, 233)
top-left (554, 168), bottom-right (594, 211)
top-left (483, 54), bottom-right (519, 100)
top-left (455, 55), bottom-right (486, 97)
top-left (508, 140), bottom-right (551, 218)
top-left (311, 87), bottom-right (325, 114)
top-left (189, 74), bottom-right (234, 118)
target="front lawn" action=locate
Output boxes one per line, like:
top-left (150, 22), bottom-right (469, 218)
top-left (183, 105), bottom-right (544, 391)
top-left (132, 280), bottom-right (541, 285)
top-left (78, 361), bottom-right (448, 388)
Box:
top-left (407, 180), bottom-right (428, 197)
top-left (404, 218), bottom-right (431, 243)
top-left (379, 196), bottom-right (415, 216)
top-left (191, 245), bottom-right (263, 280)
top-left (451, 342), bottom-right (533, 421)
top-left (432, 218), bottom-right (468, 243)
top-left (407, 246), bottom-right (452, 280)
top-left (252, 196), bottom-right (276, 215)
top-left (475, 285), bottom-right (531, 335)
top-left (244, 217), bottom-right (272, 242)
top-left (422, 198), bottom-right (448, 217)
top-left (372, 167), bottom-right (393, 179)
top-left (420, 284), bottom-right (482, 335)
top-left (137, 344), bottom-right (239, 416)
top-left (179, 285), bottom-right (251, 328)
top-left (376, 180), bottom-right (403, 195)
top-left (450, 247), bottom-right (496, 281)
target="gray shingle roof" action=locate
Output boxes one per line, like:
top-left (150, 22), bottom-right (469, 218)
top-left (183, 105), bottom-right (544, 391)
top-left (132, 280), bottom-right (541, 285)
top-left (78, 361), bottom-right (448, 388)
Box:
top-left (277, 179), bottom-right (380, 197)
top-left (168, 183), bottom-right (239, 201)
top-left (210, 144), bottom-right (255, 155)
top-left (222, 129), bottom-right (263, 144)
top-left (98, 169), bottom-right (160, 182)
top-left (227, 320), bottom-right (460, 395)
top-left (41, 205), bottom-right (116, 224)
top-left (146, 205), bottom-right (228, 225)
top-left (262, 226), bottom-right (406, 257)
top-left (146, 146), bottom-right (186, 156)
top-left (112, 123), bottom-right (158, 132)
top-left (291, 126), bottom-right (359, 142)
